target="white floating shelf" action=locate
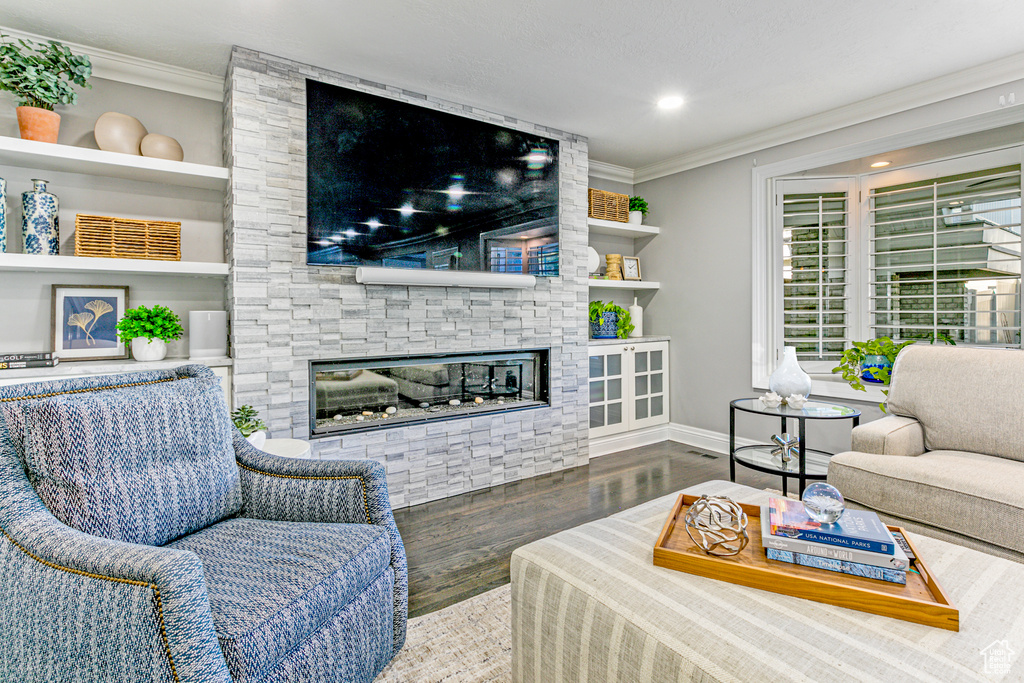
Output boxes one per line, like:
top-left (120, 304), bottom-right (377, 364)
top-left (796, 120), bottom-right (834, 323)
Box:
top-left (0, 253), bottom-right (228, 277)
top-left (0, 136), bottom-right (228, 191)
top-left (587, 217), bottom-right (660, 238)
top-left (588, 279), bottom-right (660, 290)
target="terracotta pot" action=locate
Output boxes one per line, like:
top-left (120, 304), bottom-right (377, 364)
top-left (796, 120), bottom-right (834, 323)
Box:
top-left (16, 106), bottom-right (61, 143)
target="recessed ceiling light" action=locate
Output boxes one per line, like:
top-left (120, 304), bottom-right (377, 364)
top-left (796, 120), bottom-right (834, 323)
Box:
top-left (871, 161), bottom-right (891, 168)
top-left (399, 204), bottom-right (415, 217)
top-left (657, 95), bottom-right (684, 110)
top-left (365, 219), bottom-right (382, 229)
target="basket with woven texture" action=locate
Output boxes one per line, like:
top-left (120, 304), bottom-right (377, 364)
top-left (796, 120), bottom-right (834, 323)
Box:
top-left (588, 189), bottom-right (629, 223)
top-left (74, 214), bottom-right (181, 261)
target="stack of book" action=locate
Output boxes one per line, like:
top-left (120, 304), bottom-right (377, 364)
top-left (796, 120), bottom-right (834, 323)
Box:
top-left (762, 497), bottom-right (910, 585)
top-left (0, 353), bottom-right (58, 371)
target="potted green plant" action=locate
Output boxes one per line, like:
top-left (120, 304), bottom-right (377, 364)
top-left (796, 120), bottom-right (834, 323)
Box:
top-left (832, 335), bottom-right (955, 409)
top-left (589, 301), bottom-right (634, 339)
top-left (231, 404), bottom-right (268, 448)
top-left (628, 196), bottom-right (649, 225)
top-left (115, 304), bottom-right (184, 362)
top-left (0, 34), bottom-right (92, 143)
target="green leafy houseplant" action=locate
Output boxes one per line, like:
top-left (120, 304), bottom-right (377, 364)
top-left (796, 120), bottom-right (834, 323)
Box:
top-left (628, 196), bottom-right (649, 215)
top-left (115, 305), bottom-right (184, 343)
top-left (589, 300), bottom-right (634, 339)
top-left (832, 337), bottom-right (915, 392)
top-left (0, 33), bottom-right (91, 110)
top-left (231, 405), bottom-right (267, 437)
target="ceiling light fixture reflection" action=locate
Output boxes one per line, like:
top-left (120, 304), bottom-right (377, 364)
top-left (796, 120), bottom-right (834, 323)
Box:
top-left (657, 95), bottom-right (684, 109)
top-left (871, 161), bottom-right (891, 168)
top-left (344, 229), bottom-right (359, 237)
top-left (399, 204), bottom-right (415, 217)
top-left (445, 185), bottom-right (467, 200)
top-left (365, 219), bottom-right (382, 229)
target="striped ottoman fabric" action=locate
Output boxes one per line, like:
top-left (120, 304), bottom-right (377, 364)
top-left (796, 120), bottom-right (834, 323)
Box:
top-left (511, 479), bottom-right (1024, 682)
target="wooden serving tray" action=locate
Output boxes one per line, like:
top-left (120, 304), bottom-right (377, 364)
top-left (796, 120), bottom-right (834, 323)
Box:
top-left (653, 494), bottom-right (959, 631)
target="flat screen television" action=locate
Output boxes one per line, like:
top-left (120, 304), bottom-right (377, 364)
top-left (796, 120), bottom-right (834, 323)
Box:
top-left (306, 79), bottom-right (559, 275)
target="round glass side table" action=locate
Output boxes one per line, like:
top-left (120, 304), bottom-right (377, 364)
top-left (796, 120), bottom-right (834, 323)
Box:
top-left (729, 399), bottom-right (861, 496)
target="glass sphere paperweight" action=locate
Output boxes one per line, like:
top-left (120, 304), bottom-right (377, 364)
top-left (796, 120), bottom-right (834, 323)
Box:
top-left (801, 482), bottom-right (845, 524)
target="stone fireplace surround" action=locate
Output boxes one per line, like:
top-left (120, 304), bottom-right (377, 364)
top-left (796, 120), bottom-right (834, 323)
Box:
top-left (224, 47), bottom-right (590, 508)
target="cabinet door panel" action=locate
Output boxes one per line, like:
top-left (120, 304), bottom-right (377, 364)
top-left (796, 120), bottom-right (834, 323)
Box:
top-left (630, 341), bottom-right (670, 430)
top-left (587, 346), bottom-right (629, 438)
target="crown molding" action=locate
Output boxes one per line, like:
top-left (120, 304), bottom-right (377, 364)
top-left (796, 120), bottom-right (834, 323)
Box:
top-left (587, 159), bottom-right (635, 185)
top-left (0, 26), bottom-right (223, 101)
top-left (634, 50), bottom-right (1024, 184)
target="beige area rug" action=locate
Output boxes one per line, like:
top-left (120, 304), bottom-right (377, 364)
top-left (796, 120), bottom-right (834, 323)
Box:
top-left (375, 584), bottom-right (512, 682)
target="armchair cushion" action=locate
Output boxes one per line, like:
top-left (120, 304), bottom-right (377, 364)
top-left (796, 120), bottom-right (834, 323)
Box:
top-left (850, 415), bottom-right (925, 456)
top-left (167, 517), bottom-right (390, 682)
top-left (885, 345), bottom-right (1024, 461)
top-left (828, 449), bottom-right (1024, 555)
top-left (12, 370), bottom-right (241, 546)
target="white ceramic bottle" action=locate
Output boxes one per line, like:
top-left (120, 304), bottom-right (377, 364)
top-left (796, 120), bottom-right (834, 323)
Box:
top-left (628, 297), bottom-right (643, 338)
top-left (769, 346), bottom-right (812, 398)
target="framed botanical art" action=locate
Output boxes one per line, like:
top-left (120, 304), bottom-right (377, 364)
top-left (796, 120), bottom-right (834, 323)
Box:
top-left (622, 256), bottom-right (642, 281)
top-left (51, 285), bottom-right (129, 361)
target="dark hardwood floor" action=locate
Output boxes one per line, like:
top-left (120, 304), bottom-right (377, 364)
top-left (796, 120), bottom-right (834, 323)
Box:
top-left (393, 441), bottom-right (779, 617)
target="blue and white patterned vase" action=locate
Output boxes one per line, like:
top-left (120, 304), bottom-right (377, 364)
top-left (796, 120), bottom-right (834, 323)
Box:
top-left (22, 179), bottom-right (59, 256)
top-left (0, 177), bottom-right (6, 253)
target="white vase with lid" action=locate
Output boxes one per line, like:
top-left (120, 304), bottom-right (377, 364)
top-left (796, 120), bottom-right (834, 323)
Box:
top-left (769, 346), bottom-right (812, 399)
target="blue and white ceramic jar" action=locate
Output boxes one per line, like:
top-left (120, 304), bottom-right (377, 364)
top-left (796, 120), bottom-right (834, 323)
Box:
top-left (0, 177), bottom-right (6, 253)
top-left (22, 179), bottom-right (59, 256)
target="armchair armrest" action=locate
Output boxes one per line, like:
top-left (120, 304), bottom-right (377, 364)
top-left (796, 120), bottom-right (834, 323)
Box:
top-left (850, 415), bottom-right (925, 456)
top-left (0, 473), bottom-right (230, 682)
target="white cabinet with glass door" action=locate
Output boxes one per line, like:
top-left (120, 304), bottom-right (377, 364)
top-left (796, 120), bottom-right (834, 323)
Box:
top-left (588, 340), bottom-right (669, 437)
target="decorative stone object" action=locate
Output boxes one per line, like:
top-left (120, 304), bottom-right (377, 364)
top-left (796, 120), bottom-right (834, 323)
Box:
top-left (474, 397), bottom-right (483, 404)
top-left (385, 406), bottom-right (398, 414)
top-left (770, 433), bottom-right (799, 463)
top-left (140, 133), bottom-right (184, 161)
top-left (497, 400), bottom-right (504, 404)
top-left (769, 346), bottom-right (812, 398)
top-left (361, 411), bottom-right (373, 416)
top-left (21, 179), bottom-right (59, 255)
top-left (449, 399), bottom-right (461, 406)
top-left (684, 495), bottom-right (749, 557)
top-left (419, 402), bottom-right (430, 409)
top-left (785, 394), bottom-right (808, 409)
top-left (333, 414), bottom-right (343, 421)
top-left (428, 407), bottom-right (441, 412)
top-left (759, 391), bottom-right (782, 409)
top-left (802, 482), bottom-right (846, 524)
top-left (94, 112), bottom-right (148, 155)
top-left (356, 415), bottom-right (365, 421)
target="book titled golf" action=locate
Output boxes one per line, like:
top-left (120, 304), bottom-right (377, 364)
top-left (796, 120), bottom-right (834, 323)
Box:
top-left (768, 496), bottom-right (894, 555)
top-left (760, 507), bottom-right (909, 570)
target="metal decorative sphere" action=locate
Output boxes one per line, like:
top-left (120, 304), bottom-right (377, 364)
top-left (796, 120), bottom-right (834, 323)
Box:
top-left (684, 495), bottom-right (750, 556)
top-left (802, 482), bottom-right (846, 524)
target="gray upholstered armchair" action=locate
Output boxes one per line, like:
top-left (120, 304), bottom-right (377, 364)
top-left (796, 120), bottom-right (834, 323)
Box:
top-left (0, 365), bottom-right (407, 682)
top-left (828, 344), bottom-right (1024, 563)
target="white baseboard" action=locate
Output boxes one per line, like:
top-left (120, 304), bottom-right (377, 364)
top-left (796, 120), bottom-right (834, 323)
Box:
top-left (589, 422), bottom-right (758, 458)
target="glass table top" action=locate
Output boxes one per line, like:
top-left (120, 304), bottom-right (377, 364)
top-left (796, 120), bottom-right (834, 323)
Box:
top-left (731, 398), bottom-right (860, 420)
top-left (733, 445), bottom-right (831, 476)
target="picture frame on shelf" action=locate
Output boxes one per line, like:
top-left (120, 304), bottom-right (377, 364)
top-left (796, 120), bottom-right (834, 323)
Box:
top-left (622, 256), bottom-right (642, 281)
top-left (51, 285), bottom-right (129, 362)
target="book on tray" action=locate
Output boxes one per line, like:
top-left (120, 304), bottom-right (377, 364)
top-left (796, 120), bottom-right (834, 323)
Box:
top-left (767, 496), bottom-right (894, 555)
top-left (764, 547), bottom-right (907, 585)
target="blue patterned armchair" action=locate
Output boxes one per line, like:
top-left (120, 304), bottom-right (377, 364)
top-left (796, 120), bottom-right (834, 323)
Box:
top-left (0, 365), bottom-right (407, 682)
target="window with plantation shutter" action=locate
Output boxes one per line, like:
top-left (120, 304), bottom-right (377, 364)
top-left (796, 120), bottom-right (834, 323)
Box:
top-left (776, 179), bottom-right (854, 371)
top-left (868, 162), bottom-right (1022, 346)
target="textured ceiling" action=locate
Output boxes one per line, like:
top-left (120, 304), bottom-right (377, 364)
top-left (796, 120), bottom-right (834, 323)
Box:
top-left (2, 0), bottom-right (1023, 168)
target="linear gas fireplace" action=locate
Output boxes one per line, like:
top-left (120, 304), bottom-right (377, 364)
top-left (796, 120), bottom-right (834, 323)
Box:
top-left (310, 349), bottom-right (550, 436)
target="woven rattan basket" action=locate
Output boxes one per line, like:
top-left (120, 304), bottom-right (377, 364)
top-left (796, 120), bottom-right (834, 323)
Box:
top-left (588, 189), bottom-right (629, 223)
top-left (74, 214), bottom-right (181, 261)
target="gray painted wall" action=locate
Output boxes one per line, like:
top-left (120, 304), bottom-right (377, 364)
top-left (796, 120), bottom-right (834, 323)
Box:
top-left (634, 80), bottom-right (1024, 452)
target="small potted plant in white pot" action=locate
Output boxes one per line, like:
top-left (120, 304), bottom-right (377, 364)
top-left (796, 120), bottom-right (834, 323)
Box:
top-left (115, 304), bottom-right (184, 362)
top-left (0, 33), bottom-right (92, 143)
top-left (231, 405), bottom-right (268, 449)
top-left (628, 196), bottom-right (649, 225)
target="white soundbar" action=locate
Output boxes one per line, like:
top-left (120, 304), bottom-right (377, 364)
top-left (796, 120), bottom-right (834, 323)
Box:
top-left (355, 266), bottom-right (537, 289)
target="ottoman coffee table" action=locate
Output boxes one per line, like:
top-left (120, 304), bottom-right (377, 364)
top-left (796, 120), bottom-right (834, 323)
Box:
top-left (511, 480), bottom-right (1024, 682)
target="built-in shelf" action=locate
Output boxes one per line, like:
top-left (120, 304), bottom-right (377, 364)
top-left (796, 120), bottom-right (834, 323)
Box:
top-left (0, 253), bottom-right (228, 277)
top-left (587, 217), bottom-right (660, 238)
top-left (0, 136), bottom-right (229, 191)
top-left (588, 279), bottom-right (660, 291)
top-left (0, 356), bottom-right (233, 383)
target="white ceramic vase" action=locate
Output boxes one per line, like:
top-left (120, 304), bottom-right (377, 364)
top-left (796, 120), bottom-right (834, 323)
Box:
top-left (628, 210), bottom-right (643, 224)
top-left (246, 431), bottom-right (267, 450)
top-left (131, 337), bottom-right (167, 362)
top-left (769, 346), bottom-right (812, 398)
top-left (628, 297), bottom-right (643, 338)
